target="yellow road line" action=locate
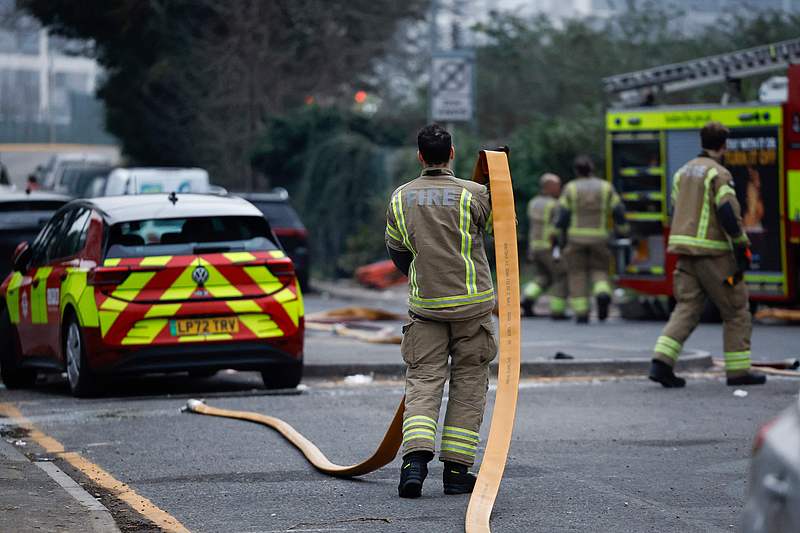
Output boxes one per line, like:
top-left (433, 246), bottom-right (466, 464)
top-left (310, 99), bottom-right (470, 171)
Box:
top-left (0, 402), bottom-right (189, 533)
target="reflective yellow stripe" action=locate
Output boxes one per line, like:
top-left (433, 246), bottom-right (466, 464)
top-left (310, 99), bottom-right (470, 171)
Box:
top-left (121, 318), bottom-right (167, 345)
top-left (269, 251), bottom-right (286, 259)
top-left (103, 258), bottom-right (121, 267)
top-left (196, 258), bottom-right (242, 299)
top-left (5, 272), bottom-right (22, 324)
top-left (30, 267), bottom-right (53, 324)
top-left (409, 288), bottom-right (495, 309)
top-left (385, 223), bottom-right (402, 242)
top-left (724, 351), bottom-right (751, 371)
top-left (568, 227), bottom-right (607, 238)
top-left (403, 415), bottom-right (437, 430)
top-left (458, 189), bottom-right (477, 295)
top-left (111, 271), bottom-right (156, 301)
top-left (273, 287), bottom-right (301, 327)
top-left (570, 297), bottom-right (589, 313)
top-left (238, 314), bottom-right (283, 338)
top-left (99, 296), bottom-right (127, 337)
top-left (177, 333), bottom-right (234, 343)
top-left (654, 335), bottom-right (682, 360)
top-left (144, 304), bottom-right (182, 318)
top-left (697, 167), bottom-right (718, 239)
top-left (243, 266), bottom-right (282, 295)
top-left (226, 300), bottom-right (261, 313)
top-left (222, 252), bottom-right (256, 264)
top-left (60, 269), bottom-right (99, 328)
top-left (140, 256), bottom-right (172, 267)
top-left (392, 189), bottom-right (418, 297)
top-left (714, 184), bottom-right (736, 206)
top-left (442, 426), bottom-right (480, 439)
top-left (668, 234), bottom-right (731, 251)
top-left (441, 443), bottom-right (477, 456)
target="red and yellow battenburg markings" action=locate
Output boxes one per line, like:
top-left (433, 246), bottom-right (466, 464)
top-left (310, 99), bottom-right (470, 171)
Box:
top-left (90, 250), bottom-right (301, 346)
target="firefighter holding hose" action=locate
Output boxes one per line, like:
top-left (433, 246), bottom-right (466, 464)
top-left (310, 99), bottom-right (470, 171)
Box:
top-left (385, 124), bottom-right (497, 498)
top-left (649, 121), bottom-right (766, 388)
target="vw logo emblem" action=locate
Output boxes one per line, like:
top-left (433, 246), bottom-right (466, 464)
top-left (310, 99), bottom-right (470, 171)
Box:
top-left (192, 266), bottom-right (210, 286)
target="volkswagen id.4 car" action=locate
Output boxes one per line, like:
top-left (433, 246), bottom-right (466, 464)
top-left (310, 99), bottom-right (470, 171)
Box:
top-left (0, 194), bottom-right (304, 396)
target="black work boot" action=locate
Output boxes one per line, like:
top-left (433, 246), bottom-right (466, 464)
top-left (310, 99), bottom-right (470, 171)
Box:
top-left (521, 299), bottom-right (535, 317)
top-left (596, 294), bottom-right (611, 322)
top-left (727, 371), bottom-right (767, 386)
top-left (648, 359), bottom-right (686, 388)
top-left (443, 461), bottom-right (477, 495)
top-left (398, 451), bottom-right (432, 498)
top-left (575, 315), bottom-right (589, 324)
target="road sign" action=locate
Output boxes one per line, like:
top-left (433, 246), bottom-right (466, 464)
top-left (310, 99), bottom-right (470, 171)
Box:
top-left (430, 51), bottom-right (474, 122)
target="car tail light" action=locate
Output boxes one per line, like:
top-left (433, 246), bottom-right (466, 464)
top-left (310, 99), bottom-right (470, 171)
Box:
top-left (88, 266), bottom-right (164, 286)
top-left (266, 258), bottom-right (296, 284)
top-left (753, 418), bottom-right (778, 455)
top-left (274, 228), bottom-right (308, 240)
top-left (88, 266), bottom-right (131, 286)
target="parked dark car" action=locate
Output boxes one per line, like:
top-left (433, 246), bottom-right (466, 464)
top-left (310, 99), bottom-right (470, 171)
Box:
top-left (0, 191), bottom-right (71, 279)
top-left (236, 190), bottom-right (310, 290)
top-left (58, 164), bottom-right (113, 198)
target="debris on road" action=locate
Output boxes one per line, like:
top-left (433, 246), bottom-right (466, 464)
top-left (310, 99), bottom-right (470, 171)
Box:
top-left (733, 389), bottom-right (748, 398)
top-left (554, 352), bottom-right (575, 360)
top-left (343, 374), bottom-right (374, 386)
top-left (306, 307), bottom-right (403, 344)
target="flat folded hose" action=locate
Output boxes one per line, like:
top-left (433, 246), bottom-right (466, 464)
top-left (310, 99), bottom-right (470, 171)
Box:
top-left (184, 150), bottom-right (521, 532)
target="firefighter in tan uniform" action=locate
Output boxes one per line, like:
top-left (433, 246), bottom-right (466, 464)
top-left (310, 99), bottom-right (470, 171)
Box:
top-left (556, 156), bottom-right (628, 323)
top-left (649, 122), bottom-right (766, 388)
top-left (522, 173), bottom-right (567, 319)
top-left (385, 124), bottom-right (497, 498)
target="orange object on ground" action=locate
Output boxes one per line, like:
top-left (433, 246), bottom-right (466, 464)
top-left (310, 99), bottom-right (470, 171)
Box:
top-left (355, 259), bottom-right (407, 289)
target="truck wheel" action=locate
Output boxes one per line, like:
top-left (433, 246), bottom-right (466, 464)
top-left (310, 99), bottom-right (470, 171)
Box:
top-left (0, 308), bottom-right (36, 389)
top-left (261, 362), bottom-right (302, 390)
top-left (64, 314), bottom-right (97, 397)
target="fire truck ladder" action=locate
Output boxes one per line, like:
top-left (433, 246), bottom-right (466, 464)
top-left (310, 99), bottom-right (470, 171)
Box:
top-left (603, 38), bottom-right (800, 101)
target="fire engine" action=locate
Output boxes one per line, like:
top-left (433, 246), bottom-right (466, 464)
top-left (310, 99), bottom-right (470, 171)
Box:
top-left (604, 39), bottom-right (800, 318)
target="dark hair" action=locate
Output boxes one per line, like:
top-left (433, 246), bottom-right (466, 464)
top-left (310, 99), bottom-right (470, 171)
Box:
top-left (573, 155), bottom-right (594, 177)
top-left (700, 121), bottom-right (729, 151)
top-left (417, 124), bottom-right (452, 165)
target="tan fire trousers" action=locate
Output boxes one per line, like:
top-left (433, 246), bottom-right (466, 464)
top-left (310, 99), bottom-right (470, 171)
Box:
top-left (401, 311), bottom-right (498, 466)
top-left (523, 250), bottom-right (567, 314)
top-left (654, 254), bottom-right (752, 375)
top-left (563, 242), bottom-right (612, 318)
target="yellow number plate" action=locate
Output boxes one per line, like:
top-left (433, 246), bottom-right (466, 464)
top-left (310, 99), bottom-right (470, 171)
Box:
top-left (171, 318), bottom-right (239, 336)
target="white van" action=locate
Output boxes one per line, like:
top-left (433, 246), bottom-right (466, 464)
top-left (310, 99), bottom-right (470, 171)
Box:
top-left (102, 167), bottom-right (211, 196)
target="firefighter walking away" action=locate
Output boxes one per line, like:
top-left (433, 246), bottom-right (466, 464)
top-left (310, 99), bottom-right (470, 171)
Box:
top-left (557, 155), bottom-right (628, 323)
top-left (649, 121), bottom-right (766, 388)
top-left (385, 124), bottom-right (497, 498)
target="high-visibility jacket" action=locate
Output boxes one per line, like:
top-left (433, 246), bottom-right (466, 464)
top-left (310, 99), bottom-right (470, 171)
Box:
top-left (559, 177), bottom-right (623, 245)
top-left (385, 167), bottom-right (494, 321)
top-left (527, 195), bottom-right (559, 253)
top-left (668, 154), bottom-right (748, 256)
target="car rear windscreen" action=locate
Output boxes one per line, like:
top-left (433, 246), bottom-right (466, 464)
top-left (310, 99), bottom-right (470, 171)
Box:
top-left (105, 216), bottom-right (279, 258)
top-left (252, 201), bottom-right (304, 229)
top-left (0, 201), bottom-right (67, 228)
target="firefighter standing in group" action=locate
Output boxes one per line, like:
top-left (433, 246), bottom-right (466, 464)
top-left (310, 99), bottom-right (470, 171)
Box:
top-left (521, 173), bottom-right (568, 319)
top-left (649, 121), bottom-right (766, 388)
top-left (556, 155), bottom-right (628, 323)
top-left (385, 124), bottom-right (497, 498)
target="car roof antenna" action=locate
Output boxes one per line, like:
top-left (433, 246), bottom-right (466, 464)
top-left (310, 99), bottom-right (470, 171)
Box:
top-left (168, 191), bottom-right (178, 205)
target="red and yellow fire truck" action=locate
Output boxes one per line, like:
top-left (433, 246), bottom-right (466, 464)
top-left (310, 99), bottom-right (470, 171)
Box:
top-left (604, 39), bottom-right (800, 317)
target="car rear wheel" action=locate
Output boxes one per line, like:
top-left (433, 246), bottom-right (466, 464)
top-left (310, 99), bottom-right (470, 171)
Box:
top-left (0, 307), bottom-right (36, 389)
top-left (64, 315), bottom-right (97, 397)
top-left (261, 362), bottom-right (302, 390)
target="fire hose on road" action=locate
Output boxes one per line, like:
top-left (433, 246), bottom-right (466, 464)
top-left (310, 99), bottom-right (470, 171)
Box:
top-left (184, 149), bottom-right (521, 533)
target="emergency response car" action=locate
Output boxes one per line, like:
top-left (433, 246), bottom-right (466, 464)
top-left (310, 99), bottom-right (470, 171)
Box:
top-left (0, 194), bottom-right (304, 396)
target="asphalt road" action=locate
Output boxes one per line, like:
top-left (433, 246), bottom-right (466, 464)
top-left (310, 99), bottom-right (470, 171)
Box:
top-left (305, 293), bottom-right (798, 365)
top-left (1, 373), bottom-right (798, 532)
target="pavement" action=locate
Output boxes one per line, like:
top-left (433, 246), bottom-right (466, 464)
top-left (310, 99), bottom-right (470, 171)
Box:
top-left (1, 374), bottom-right (798, 532)
top-left (0, 428), bottom-right (119, 532)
